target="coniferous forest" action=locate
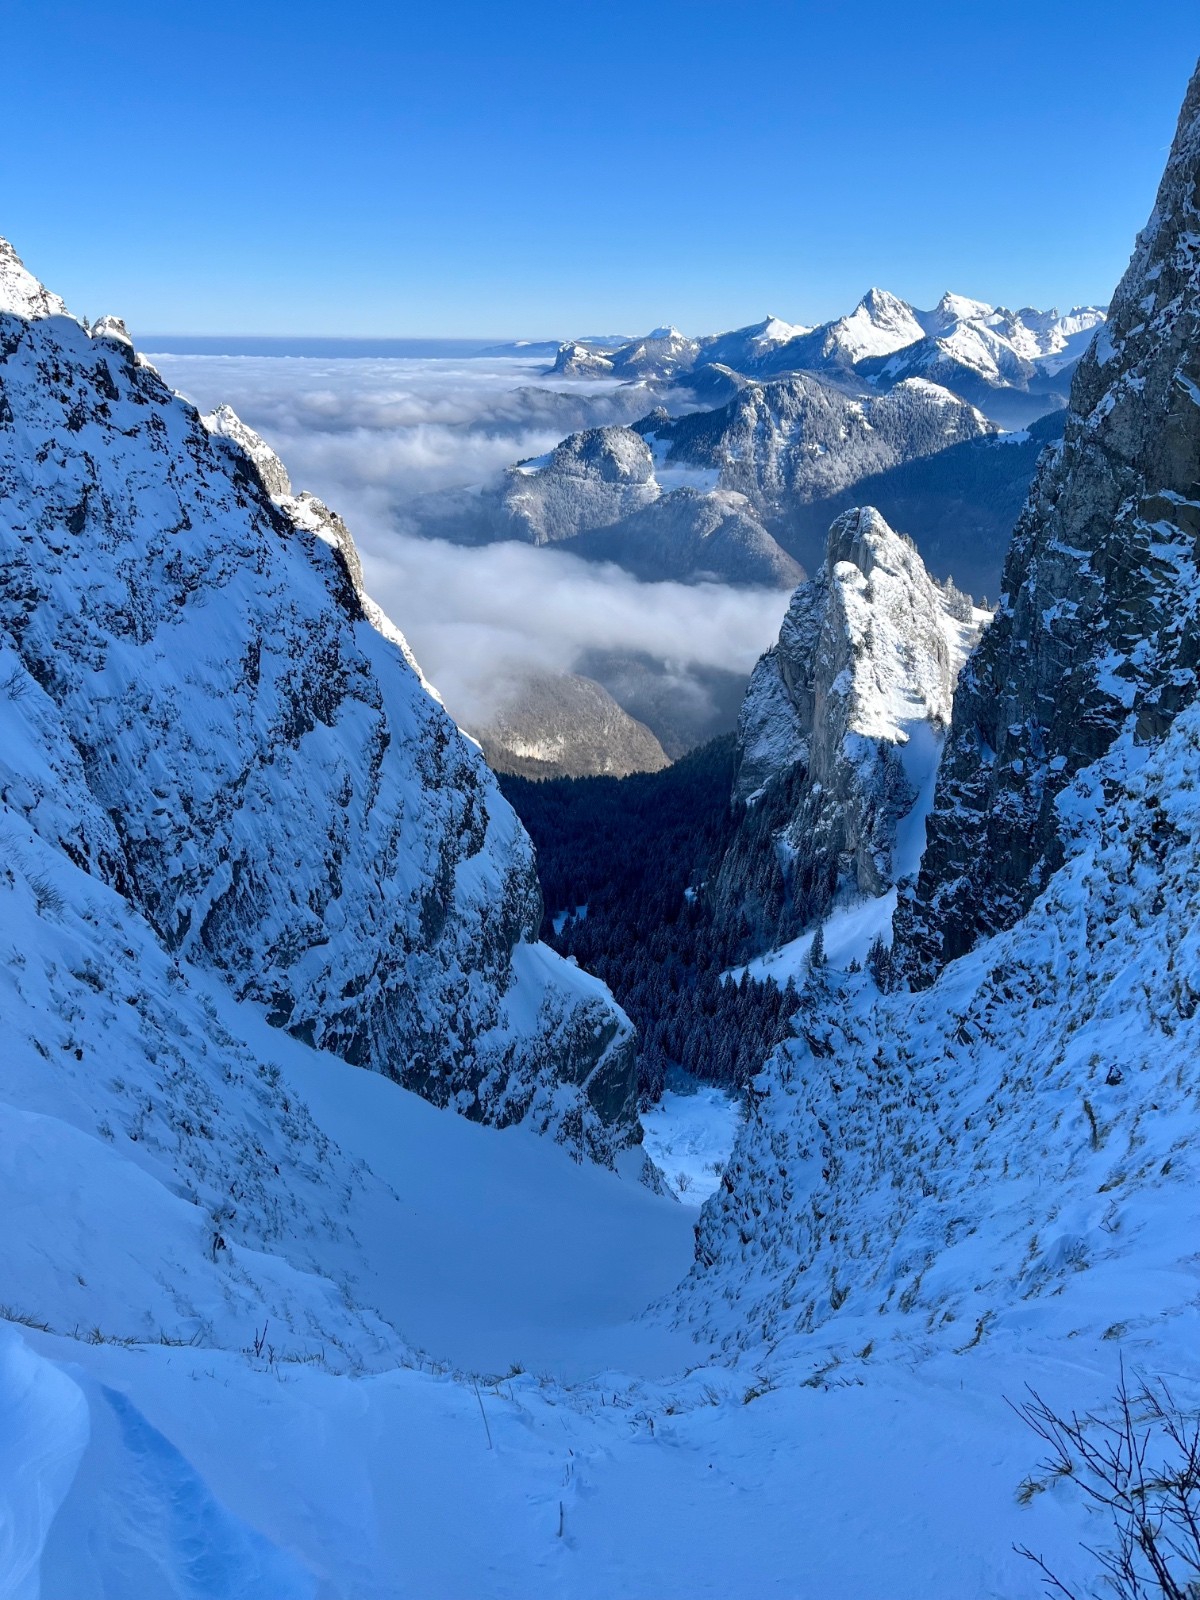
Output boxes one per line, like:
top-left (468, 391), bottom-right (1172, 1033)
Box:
top-left (499, 737), bottom-right (802, 1104)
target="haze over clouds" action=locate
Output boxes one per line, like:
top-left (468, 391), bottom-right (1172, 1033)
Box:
top-left (150, 351), bottom-right (791, 728)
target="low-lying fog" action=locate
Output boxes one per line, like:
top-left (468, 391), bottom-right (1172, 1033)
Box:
top-left (148, 349), bottom-right (790, 735)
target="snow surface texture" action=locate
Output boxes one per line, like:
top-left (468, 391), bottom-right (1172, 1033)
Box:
top-left (640, 1081), bottom-right (741, 1202)
top-left (0, 237), bottom-right (642, 1164)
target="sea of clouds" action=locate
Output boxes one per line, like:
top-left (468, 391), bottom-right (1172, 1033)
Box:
top-left (148, 351), bottom-right (790, 733)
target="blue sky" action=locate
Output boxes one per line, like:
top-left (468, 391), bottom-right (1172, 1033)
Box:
top-left (3, 1), bottom-right (1195, 336)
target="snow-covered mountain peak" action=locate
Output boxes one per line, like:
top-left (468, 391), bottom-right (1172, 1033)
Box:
top-left (0, 235), bottom-right (68, 320)
top-left (825, 288), bottom-right (926, 363)
top-left (929, 290), bottom-right (995, 328)
top-left (817, 506), bottom-right (968, 744)
top-left (753, 314), bottom-right (813, 347)
top-left (735, 505), bottom-right (978, 798)
top-left (717, 506), bottom-right (984, 959)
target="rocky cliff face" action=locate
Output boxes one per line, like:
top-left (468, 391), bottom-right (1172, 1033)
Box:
top-left (0, 238), bottom-right (641, 1164)
top-left (897, 65), bottom-right (1200, 983)
top-left (647, 374), bottom-right (994, 550)
top-left (712, 509), bottom-right (983, 953)
top-left (675, 59), bottom-right (1200, 1369)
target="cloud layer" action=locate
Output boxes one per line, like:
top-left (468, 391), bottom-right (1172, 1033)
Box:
top-left (151, 352), bottom-right (790, 730)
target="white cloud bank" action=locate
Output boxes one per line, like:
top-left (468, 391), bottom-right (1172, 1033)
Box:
top-left (151, 352), bottom-right (790, 729)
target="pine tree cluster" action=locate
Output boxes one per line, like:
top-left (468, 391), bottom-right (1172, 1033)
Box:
top-left (499, 737), bottom-right (802, 1105)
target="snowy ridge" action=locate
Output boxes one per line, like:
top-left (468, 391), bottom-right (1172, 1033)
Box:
top-left (0, 234), bottom-right (641, 1165)
top-left (0, 235), bottom-right (68, 320)
top-left (547, 289), bottom-right (1106, 427)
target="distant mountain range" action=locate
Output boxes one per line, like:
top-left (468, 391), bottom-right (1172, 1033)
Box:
top-left (406, 372), bottom-right (996, 587)
top-left (547, 289), bottom-right (1106, 428)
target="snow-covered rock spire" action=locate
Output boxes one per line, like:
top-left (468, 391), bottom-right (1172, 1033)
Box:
top-left (713, 507), bottom-right (984, 954)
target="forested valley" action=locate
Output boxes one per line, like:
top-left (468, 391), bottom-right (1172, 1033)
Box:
top-left (500, 737), bottom-right (803, 1104)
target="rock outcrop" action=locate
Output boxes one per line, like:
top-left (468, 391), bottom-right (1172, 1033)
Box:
top-left (711, 509), bottom-right (983, 955)
top-left (897, 64), bottom-right (1200, 983)
top-left (0, 237), bottom-right (640, 1164)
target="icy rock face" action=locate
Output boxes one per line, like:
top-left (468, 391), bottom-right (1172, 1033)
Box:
top-left (0, 237), bottom-right (639, 1162)
top-left (716, 509), bottom-right (981, 945)
top-left (898, 64), bottom-right (1200, 982)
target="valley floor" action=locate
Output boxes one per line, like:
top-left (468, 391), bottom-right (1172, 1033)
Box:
top-left (2, 990), bottom-right (1162, 1598)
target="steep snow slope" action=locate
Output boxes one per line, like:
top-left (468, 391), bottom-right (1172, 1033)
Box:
top-left (0, 236), bottom-right (640, 1161)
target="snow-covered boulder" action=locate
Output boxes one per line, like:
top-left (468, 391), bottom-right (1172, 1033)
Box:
top-left (0, 235), bottom-right (640, 1164)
